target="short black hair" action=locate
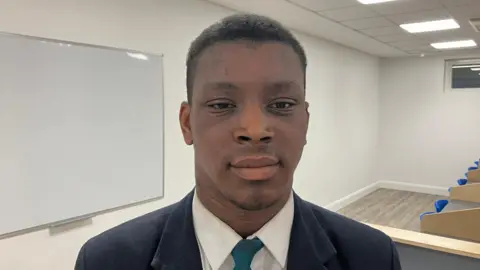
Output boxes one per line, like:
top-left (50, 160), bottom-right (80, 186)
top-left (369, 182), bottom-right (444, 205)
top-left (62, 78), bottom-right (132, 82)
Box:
top-left (186, 13), bottom-right (307, 103)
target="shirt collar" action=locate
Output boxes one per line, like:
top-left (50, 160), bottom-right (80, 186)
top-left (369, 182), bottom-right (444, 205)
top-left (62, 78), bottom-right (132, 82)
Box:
top-left (253, 192), bottom-right (294, 267)
top-left (192, 192), bottom-right (241, 270)
top-left (192, 190), bottom-right (294, 270)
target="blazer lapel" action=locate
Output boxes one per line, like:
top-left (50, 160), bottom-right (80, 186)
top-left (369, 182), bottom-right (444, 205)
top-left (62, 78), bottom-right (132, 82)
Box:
top-left (150, 190), bottom-right (202, 270)
top-left (149, 190), bottom-right (338, 270)
top-left (287, 193), bottom-right (337, 270)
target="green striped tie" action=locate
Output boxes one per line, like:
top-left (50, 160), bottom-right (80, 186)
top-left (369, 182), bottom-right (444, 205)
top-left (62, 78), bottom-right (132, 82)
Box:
top-left (231, 237), bottom-right (264, 270)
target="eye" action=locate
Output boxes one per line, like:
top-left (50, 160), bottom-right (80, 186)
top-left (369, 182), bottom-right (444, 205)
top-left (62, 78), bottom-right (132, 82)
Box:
top-left (208, 103), bottom-right (235, 110)
top-left (268, 101), bottom-right (295, 109)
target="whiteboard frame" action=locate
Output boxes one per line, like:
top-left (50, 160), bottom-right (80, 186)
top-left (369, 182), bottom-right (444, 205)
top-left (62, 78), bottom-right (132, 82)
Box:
top-left (0, 31), bottom-right (165, 240)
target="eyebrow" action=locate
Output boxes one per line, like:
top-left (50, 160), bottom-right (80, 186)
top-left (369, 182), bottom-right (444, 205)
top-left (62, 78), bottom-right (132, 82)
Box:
top-left (203, 82), bottom-right (240, 92)
top-left (264, 81), bottom-right (302, 94)
top-left (202, 80), bottom-right (302, 95)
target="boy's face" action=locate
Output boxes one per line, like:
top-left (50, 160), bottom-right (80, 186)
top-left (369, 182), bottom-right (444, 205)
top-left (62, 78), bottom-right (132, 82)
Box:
top-left (180, 41), bottom-right (309, 210)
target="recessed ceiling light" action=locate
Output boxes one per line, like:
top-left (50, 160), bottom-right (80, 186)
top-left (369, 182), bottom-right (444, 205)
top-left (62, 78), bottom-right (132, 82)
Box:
top-left (400, 19), bottom-right (460, 33)
top-left (431, 40), bottom-right (477, 50)
top-left (357, 0), bottom-right (398, 4)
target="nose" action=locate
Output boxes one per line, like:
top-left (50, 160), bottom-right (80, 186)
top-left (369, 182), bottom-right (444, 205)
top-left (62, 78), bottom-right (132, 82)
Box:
top-left (233, 104), bottom-right (274, 144)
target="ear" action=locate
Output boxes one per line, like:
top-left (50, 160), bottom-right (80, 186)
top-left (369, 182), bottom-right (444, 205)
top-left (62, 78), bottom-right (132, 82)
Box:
top-left (179, 101), bottom-right (193, 145)
top-left (304, 101), bottom-right (310, 145)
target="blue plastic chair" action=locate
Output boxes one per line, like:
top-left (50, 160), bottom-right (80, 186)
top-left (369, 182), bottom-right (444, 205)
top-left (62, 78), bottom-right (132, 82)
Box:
top-left (468, 166), bottom-right (478, 171)
top-left (457, 178), bottom-right (468, 186)
top-left (475, 161), bottom-right (479, 166)
top-left (434, 199), bottom-right (449, 213)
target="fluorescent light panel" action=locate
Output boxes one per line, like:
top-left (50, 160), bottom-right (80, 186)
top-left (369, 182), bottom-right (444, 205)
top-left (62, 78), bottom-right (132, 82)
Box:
top-left (472, 68), bottom-right (480, 71)
top-left (357, 0), bottom-right (398, 4)
top-left (126, 52), bottom-right (149, 61)
top-left (400, 19), bottom-right (459, 33)
top-left (431, 40), bottom-right (477, 50)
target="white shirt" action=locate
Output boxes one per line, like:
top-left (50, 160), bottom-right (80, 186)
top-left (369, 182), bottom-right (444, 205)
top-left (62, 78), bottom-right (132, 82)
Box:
top-left (192, 191), bottom-right (294, 270)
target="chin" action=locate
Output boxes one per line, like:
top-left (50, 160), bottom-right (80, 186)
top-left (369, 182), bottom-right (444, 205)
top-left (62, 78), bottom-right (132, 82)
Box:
top-left (230, 188), bottom-right (282, 211)
top-left (232, 199), bottom-right (274, 211)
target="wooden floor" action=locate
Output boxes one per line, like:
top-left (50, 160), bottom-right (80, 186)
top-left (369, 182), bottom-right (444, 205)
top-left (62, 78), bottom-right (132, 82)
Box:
top-left (337, 188), bottom-right (447, 232)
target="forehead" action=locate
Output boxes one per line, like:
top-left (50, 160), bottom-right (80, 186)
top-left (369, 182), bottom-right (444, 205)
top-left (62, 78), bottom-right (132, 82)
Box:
top-left (192, 41), bottom-right (304, 89)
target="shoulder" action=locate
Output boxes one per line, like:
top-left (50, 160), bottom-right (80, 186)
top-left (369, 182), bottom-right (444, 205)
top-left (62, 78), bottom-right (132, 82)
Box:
top-left (304, 200), bottom-right (398, 265)
top-left (75, 202), bottom-right (179, 270)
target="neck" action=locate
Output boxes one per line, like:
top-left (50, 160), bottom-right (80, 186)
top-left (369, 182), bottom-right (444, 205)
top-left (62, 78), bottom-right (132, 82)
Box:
top-left (195, 186), bottom-right (290, 238)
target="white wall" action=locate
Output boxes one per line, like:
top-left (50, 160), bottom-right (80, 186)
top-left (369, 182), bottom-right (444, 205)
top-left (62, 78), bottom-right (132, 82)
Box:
top-left (0, 0), bottom-right (380, 269)
top-left (378, 55), bottom-right (480, 190)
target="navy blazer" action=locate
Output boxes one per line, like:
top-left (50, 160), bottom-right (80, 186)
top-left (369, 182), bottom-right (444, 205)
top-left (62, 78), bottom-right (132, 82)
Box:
top-left (75, 191), bottom-right (401, 270)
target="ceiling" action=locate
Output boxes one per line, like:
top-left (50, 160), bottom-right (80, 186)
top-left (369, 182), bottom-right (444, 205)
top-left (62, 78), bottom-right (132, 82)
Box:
top-left (205, 0), bottom-right (480, 58)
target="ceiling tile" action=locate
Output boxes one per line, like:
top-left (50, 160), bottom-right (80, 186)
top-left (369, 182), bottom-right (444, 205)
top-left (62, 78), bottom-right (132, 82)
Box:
top-left (319, 6), bottom-right (378, 21)
top-left (370, 0), bottom-right (444, 16)
top-left (405, 48), bottom-right (440, 54)
top-left (415, 28), bottom-right (477, 42)
top-left (441, 0), bottom-right (480, 8)
top-left (447, 2), bottom-right (480, 31)
top-left (375, 33), bottom-right (417, 42)
top-left (342, 17), bottom-right (395, 29)
top-left (408, 45), bottom-right (440, 51)
top-left (286, 0), bottom-right (359, 11)
top-left (387, 8), bottom-right (452, 24)
top-left (360, 26), bottom-right (407, 36)
top-left (447, 2), bottom-right (480, 19)
top-left (405, 49), bottom-right (444, 56)
top-left (388, 39), bottom-right (431, 49)
top-left (405, 50), bottom-right (422, 54)
top-left (417, 46), bottom-right (444, 53)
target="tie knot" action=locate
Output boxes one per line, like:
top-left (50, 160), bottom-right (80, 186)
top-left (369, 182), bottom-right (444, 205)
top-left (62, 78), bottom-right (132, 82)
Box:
top-left (231, 237), bottom-right (264, 270)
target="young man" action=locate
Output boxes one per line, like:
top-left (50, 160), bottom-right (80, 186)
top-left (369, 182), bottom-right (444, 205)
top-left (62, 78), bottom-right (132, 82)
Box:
top-left (75, 14), bottom-right (402, 270)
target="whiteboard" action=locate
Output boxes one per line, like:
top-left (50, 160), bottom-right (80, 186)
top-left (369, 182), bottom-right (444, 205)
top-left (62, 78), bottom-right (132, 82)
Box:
top-left (0, 33), bottom-right (164, 236)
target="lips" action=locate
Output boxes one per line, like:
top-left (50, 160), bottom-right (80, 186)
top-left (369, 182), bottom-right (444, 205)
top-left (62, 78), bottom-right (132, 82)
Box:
top-left (230, 155), bottom-right (279, 181)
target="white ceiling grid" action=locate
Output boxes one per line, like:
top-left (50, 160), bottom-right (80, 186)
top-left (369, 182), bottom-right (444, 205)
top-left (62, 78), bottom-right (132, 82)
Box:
top-left (288, 0), bottom-right (480, 56)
